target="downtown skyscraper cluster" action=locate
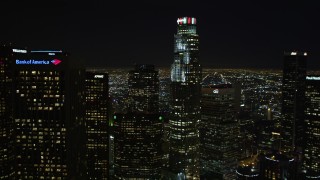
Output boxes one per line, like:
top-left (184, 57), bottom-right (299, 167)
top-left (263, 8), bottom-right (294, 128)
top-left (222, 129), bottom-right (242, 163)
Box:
top-left (1, 17), bottom-right (320, 180)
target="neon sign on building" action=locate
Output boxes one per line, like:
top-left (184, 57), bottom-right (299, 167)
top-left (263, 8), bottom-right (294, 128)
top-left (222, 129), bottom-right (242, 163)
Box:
top-left (94, 75), bottom-right (104, 78)
top-left (16, 59), bottom-right (62, 66)
top-left (12, 49), bottom-right (27, 53)
top-left (177, 17), bottom-right (196, 25)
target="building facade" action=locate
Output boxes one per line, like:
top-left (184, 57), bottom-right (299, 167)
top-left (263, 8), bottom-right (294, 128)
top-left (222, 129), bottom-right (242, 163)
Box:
top-left (281, 51), bottom-right (307, 153)
top-left (85, 72), bottom-right (109, 179)
top-left (128, 64), bottom-right (159, 113)
top-left (303, 75), bottom-right (320, 178)
top-left (0, 45), bottom-right (26, 178)
top-left (169, 17), bottom-right (202, 179)
top-left (200, 84), bottom-right (239, 179)
top-left (12, 49), bottom-right (86, 179)
top-left (114, 64), bottom-right (162, 179)
top-left (114, 113), bottom-right (162, 179)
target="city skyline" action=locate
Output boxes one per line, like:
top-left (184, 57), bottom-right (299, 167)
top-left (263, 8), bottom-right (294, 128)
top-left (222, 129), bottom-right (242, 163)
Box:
top-left (1, 43), bottom-right (320, 178)
top-left (1, 1), bottom-right (319, 69)
top-left (2, 3), bottom-right (320, 178)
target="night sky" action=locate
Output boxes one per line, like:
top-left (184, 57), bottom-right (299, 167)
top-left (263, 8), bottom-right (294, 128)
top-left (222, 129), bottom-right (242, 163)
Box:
top-left (1, 1), bottom-right (319, 68)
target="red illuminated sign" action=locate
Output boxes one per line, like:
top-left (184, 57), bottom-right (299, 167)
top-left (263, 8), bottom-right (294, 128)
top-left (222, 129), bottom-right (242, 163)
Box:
top-left (51, 59), bottom-right (62, 65)
top-left (177, 17), bottom-right (196, 25)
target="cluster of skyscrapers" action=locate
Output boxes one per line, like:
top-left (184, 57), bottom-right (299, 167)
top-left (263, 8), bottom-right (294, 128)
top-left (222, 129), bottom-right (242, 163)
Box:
top-left (1, 17), bottom-right (320, 180)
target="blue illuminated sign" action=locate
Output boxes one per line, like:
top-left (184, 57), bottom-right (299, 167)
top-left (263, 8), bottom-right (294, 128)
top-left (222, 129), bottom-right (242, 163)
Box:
top-left (16, 59), bottom-right (62, 65)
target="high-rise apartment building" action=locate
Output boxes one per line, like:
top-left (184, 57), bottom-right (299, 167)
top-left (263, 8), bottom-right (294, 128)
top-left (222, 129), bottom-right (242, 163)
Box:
top-left (85, 72), bottom-right (109, 179)
top-left (169, 17), bottom-right (202, 179)
top-left (114, 64), bottom-right (162, 179)
top-left (281, 51), bottom-right (307, 153)
top-left (200, 84), bottom-right (239, 179)
top-left (12, 49), bottom-right (86, 179)
top-left (304, 75), bottom-right (320, 178)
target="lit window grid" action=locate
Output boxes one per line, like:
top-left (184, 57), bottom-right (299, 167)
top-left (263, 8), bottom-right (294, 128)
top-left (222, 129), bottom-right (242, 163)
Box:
top-left (85, 73), bottom-right (109, 179)
top-left (14, 70), bottom-right (67, 178)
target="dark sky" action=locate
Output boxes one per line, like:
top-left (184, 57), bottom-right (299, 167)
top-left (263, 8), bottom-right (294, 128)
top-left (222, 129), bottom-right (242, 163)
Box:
top-left (1, 1), bottom-right (319, 68)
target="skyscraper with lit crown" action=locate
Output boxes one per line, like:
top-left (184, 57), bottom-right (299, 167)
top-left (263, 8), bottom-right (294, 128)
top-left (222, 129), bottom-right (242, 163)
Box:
top-left (169, 17), bottom-right (202, 179)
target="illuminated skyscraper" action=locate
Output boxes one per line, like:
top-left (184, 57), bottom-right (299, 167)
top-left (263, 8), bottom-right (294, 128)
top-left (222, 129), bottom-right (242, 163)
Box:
top-left (171, 17), bottom-right (200, 83)
top-left (200, 84), bottom-right (239, 179)
top-left (114, 64), bottom-right (162, 179)
top-left (303, 75), bottom-right (320, 178)
top-left (169, 17), bottom-right (201, 179)
top-left (85, 72), bottom-right (109, 179)
top-left (281, 51), bottom-right (307, 153)
top-left (128, 64), bottom-right (159, 113)
top-left (12, 50), bottom-right (86, 179)
top-left (0, 45), bottom-right (27, 178)
top-left (114, 113), bottom-right (162, 179)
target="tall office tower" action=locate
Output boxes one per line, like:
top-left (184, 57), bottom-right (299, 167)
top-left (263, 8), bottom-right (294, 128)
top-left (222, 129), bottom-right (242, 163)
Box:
top-left (114, 113), bottom-right (162, 179)
top-left (13, 50), bottom-right (86, 179)
top-left (169, 17), bottom-right (201, 179)
top-left (128, 64), bottom-right (159, 113)
top-left (114, 64), bottom-right (162, 179)
top-left (0, 45), bottom-right (27, 178)
top-left (303, 75), bottom-right (320, 178)
top-left (85, 72), bottom-right (109, 179)
top-left (281, 51), bottom-right (307, 153)
top-left (200, 84), bottom-right (239, 179)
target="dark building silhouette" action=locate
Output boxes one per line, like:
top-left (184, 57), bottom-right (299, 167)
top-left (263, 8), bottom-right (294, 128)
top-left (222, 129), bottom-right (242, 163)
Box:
top-left (260, 152), bottom-right (298, 179)
top-left (169, 17), bottom-right (202, 179)
top-left (85, 72), bottom-right (109, 179)
top-left (200, 84), bottom-right (239, 179)
top-left (114, 64), bottom-right (162, 179)
top-left (128, 64), bottom-right (159, 113)
top-left (281, 51), bottom-right (307, 154)
top-left (303, 75), bottom-right (320, 178)
top-left (11, 49), bottom-right (86, 179)
top-left (255, 120), bottom-right (278, 154)
top-left (0, 45), bottom-right (27, 178)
